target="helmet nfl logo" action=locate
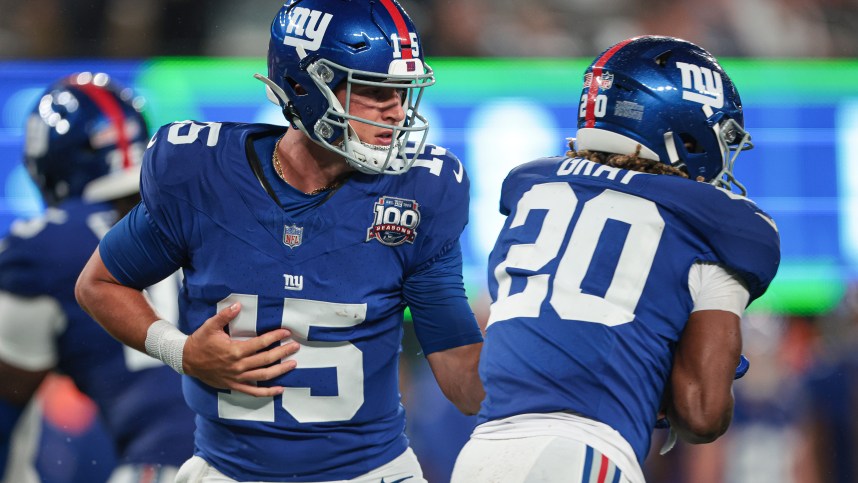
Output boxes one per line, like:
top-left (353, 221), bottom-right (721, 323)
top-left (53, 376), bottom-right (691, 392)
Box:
top-left (283, 224), bottom-right (303, 248)
top-left (584, 71), bottom-right (614, 90)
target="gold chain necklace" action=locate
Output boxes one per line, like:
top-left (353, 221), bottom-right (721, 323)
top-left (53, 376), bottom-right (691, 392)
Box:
top-left (272, 134), bottom-right (343, 195)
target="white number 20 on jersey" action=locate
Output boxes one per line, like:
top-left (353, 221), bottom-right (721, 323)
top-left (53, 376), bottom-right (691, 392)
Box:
top-left (489, 182), bottom-right (664, 327)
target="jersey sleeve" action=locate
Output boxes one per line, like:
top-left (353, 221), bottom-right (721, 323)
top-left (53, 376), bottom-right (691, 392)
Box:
top-left (687, 262), bottom-right (750, 316)
top-left (403, 241), bottom-right (483, 355)
top-left (403, 146), bottom-right (482, 354)
top-left (138, 122), bottom-right (202, 253)
top-left (99, 203), bottom-right (185, 290)
top-left (98, 121), bottom-right (212, 289)
top-left (672, 182), bottom-right (781, 302)
top-left (407, 145), bottom-right (471, 271)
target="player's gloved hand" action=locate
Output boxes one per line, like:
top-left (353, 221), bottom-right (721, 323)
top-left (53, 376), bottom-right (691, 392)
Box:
top-left (655, 411), bottom-right (675, 455)
top-left (734, 354), bottom-right (750, 380)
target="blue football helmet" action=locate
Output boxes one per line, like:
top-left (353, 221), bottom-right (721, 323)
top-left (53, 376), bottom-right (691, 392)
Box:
top-left (257, 0), bottom-right (434, 175)
top-left (24, 72), bottom-right (149, 205)
top-left (575, 36), bottom-right (753, 194)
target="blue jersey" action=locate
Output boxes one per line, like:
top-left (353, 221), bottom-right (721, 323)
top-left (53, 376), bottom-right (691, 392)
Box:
top-left (479, 157), bottom-right (780, 463)
top-left (0, 199), bottom-right (195, 467)
top-left (102, 121), bottom-right (481, 481)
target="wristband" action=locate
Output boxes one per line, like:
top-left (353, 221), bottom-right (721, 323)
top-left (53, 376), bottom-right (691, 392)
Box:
top-left (144, 320), bottom-right (188, 374)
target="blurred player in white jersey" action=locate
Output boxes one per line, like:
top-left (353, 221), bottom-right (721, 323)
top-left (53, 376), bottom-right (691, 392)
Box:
top-left (452, 35), bottom-right (780, 483)
top-left (75, 1), bottom-right (484, 482)
top-left (0, 72), bottom-right (195, 483)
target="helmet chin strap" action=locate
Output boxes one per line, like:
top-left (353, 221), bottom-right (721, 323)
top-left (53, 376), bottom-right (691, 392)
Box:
top-left (336, 124), bottom-right (406, 174)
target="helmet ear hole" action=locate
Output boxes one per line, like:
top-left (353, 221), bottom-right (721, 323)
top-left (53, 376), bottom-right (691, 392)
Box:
top-left (287, 77), bottom-right (308, 96)
top-left (347, 41), bottom-right (368, 52)
top-left (679, 133), bottom-right (703, 154)
top-left (614, 82), bottom-right (633, 93)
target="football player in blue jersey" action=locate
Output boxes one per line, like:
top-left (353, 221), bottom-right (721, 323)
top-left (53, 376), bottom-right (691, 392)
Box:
top-left (75, 1), bottom-right (485, 482)
top-left (0, 73), bottom-right (195, 483)
top-left (451, 35), bottom-right (781, 483)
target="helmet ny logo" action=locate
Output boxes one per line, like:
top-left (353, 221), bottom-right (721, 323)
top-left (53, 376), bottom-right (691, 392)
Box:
top-left (282, 7), bottom-right (332, 52)
top-left (676, 62), bottom-right (724, 109)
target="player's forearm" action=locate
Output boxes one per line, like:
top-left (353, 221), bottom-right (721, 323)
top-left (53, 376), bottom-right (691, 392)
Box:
top-left (427, 342), bottom-right (485, 415)
top-left (76, 280), bottom-right (156, 353)
top-left (448, 371), bottom-right (485, 415)
top-left (668, 310), bottom-right (740, 444)
top-left (666, 384), bottom-right (734, 444)
top-left (75, 251), bottom-right (159, 354)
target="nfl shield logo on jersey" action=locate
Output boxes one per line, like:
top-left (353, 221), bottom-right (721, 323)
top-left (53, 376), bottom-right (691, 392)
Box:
top-left (283, 224), bottom-right (303, 248)
top-left (367, 196), bottom-right (421, 246)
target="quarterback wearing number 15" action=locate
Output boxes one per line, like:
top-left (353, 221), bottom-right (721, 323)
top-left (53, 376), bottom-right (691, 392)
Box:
top-left (75, 1), bottom-right (484, 482)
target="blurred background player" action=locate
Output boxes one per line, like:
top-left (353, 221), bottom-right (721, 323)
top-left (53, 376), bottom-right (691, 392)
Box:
top-left (1, 394), bottom-right (40, 483)
top-left (0, 72), bottom-right (195, 483)
top-left (451, 35), bottom-right (780, 483)
top-left (75, 1), bottom-right (484, 482)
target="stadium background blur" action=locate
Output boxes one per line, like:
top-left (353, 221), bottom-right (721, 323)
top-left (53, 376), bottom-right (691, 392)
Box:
top-left (2, 1), bottom-right (858, 482)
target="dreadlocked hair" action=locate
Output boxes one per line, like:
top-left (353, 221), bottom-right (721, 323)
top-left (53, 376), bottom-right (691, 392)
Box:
top-left (565, 140), bottom-right (689, 178)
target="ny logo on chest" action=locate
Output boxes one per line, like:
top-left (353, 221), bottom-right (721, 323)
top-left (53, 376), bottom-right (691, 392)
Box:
top-left (283, 273), bottom-right (303, 291)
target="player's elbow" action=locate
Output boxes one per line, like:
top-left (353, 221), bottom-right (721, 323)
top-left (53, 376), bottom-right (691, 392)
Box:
top-left (675, 414), bottom-right (731, 444)
top-left (74, 256), bottom-right (106, 316)
top-left (457, 403), bottom-right (480, 416)
top-left (669, 397), bottom-right (733, 444)
top-left (74, 268), bottom-right (93, 312)
top-left (74, 248), bottom-right (117, 315)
